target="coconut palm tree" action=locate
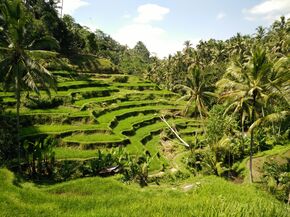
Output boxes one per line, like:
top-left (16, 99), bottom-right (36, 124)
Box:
top-left (268, 16), bottom-right (289, 57)
top-left (217, 47), bottom-right (289, 182)
top-left (0, 0), bottom-right (57, 168)
top-left (175, 66), bottom-right (216, 118)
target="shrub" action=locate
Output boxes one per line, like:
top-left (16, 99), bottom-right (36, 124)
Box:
top-left (121, 154), bottom-right (150, 187)
top-left (0, 100), bottom-right (17, 164)
top-left (24, 96), bottom-right (63, 109)
top-left (261, 158), bottom-right (290, 203)
top-left (113, 76), bottom-right (129, 83)
top-left (0, 122), bottom-right (17, 164)
top-left (206, 105), bottom-right (238, 145)
top-left (22, 137), bottom-right (56, 178)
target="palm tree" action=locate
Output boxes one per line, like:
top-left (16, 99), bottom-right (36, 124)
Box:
top-left (0, 0), bottom-right (57, 168)
top-left (217, 47), bottom-right (289, 182)
top-left (183, 40), bottom-right (192, 54)
top-left (255, 26), bottom-right (267, 41)
top-left (265, 16), bottom-right (290, 58)
top-left (175, 66), bottom-right (216, 118)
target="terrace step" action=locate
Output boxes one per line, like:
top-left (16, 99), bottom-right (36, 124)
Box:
top-left (114, 114), bottom-right (159, 136)
top-left (11, 110), bottom-right (92, 126)
top-left (119, 114), bottom-right (174, 137)
top-left (124, 90), bottom-right (178, 100)
top-left (74, 95), bottom-right (126, 107)
top-left (20, 124), bottom-right (110, 139)
top-left (179, 127), bottom-right (204, 135)
top-left (62, 133), bottom-right (130, 149)
top-left (57, 80), bottom-right (109, 91)
top-left (93, 100), bottom-right (176, 118)
top-left (54, 147), bottom-right (99, 160)
top-left (95, 105), bottom-right (181, 129)
top-left (113, 82), bottom-right (159, 91)
top-left (127, 118), bottom-right (189, 154)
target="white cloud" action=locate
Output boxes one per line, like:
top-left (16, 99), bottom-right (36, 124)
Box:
top-left (113, 4), bottom-right (179, 58)
top-left (114, 23), bottom-right (191, 58)
top-left (61, 0), bottom-right (89, 15)
top-left (244, 0), bottom-right (290, 21)
top-left (122, 14), bottom-right (132, 19)
top-left (133, 4), bottom-right (170, 24)
top-left (216, 12), bottom-right (226, 20)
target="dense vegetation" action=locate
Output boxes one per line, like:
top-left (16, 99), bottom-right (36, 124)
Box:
top-left (0, 0), bottom-right (289, 216)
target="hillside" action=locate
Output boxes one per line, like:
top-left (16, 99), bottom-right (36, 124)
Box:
top-left (1, 1), bottom-right (289, 216)
top-left (0, 168), bottom-right (289, 217)
top-left (1, 62), bottom-right (204, 174)
top-left (1, 58), bottom-right (289, 216)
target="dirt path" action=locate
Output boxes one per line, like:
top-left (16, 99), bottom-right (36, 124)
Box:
top-left (245, 146), bottom-right (290, 183)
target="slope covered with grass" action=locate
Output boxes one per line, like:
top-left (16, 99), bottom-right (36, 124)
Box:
top-left (0, 168), bottom-right (289, 217)
top-left (1, 68), bottom-right (203, 172)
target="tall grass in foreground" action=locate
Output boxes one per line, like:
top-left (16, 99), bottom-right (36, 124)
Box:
top-left (0, 169), bottom-right (289, 217)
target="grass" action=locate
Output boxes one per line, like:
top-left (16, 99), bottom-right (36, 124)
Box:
top-left (128, 118), bottom-right (189, 154)
top-left (146, 135), bottom-right (168, 172)
top-left (54, 147), bottom-right (98, 160)
top-left (5, 106), bottom-right (79, 115)
top-left (113, 82), bottom-right (158, 90)
top-left (2, 97), bottom-right (16, 103)
top-left (179, 127), bottom-right (204, 134)
top-left (94, 100), bottom-right (176, 118)
top-left (125, 89), bottom-right (178, 98)
top-left (57, 80), bottom-right (107, 88)
top-left (20, 124), bottom-right (109, 137)
top-left (74, 90), bottom-right (178, 108)
top-left (53, 86), bottom-right (119, 97)
top-left (113, 113), bottom-right (157, 133)
top-left (0, 92), bottom-right (14, 97)
top-left (97, 105), bottom-right (180, 125)
top-left (62, 133), bottom-right (126, 144)
top-left (0, 168), bottom-right (289, 217)
top-left (182, 134), bottom-right (205, 144)
top-left (74, 95), bottom-right (123, 106)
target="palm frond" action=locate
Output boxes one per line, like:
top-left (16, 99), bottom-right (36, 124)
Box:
top-left (248, 111), bottom-right (290, 133)
top-left (29, 36), bottom-right (60, 51)
top-left (22, 52), bottom-right (57, 95)
top-left (203, 91), bottom-right (218, 98)
top-left (216, 78), bottom-right (247, 91)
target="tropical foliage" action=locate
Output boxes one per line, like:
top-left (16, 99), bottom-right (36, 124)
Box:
top-left (0, 0), bottom-right (289, 216)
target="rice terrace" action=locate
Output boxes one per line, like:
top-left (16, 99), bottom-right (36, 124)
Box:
top-left (0, 0), bottom-right (289, 216)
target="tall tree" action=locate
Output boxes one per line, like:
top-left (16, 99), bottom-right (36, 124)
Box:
top-left (0, 0), bottom-right (57, 168)
top-left (217, 47), bottom-right (290, 182)
top-left (175, 66), bottom-right (216, 118)
top-left (133, 41), bottom-right (150, 63)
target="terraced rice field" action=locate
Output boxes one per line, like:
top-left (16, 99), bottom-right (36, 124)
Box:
top-left (1, 71), bottom-right (204, 173)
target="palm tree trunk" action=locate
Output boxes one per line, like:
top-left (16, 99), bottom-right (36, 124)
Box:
top-left (241, 110), bottom-right (245, 155)
top-left (16, 75), bottom-right (21, 171)
top-left (249, 127), bottom-right (254, 183)
top-left (249, 94), bottom-right (256, 183)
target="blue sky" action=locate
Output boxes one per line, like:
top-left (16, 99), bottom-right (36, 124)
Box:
top-left (61, 0), bottom-right (290, 57)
